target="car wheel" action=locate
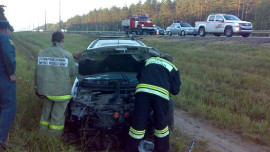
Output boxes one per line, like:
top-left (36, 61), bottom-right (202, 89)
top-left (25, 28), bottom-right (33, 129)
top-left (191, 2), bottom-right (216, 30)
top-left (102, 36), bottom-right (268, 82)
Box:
top-left (224, 27), bottom-right (233, 37)
top-left (241, 33), bottom-right (250, 37)
top-left (168, 31), bottom-right (172, 36)
top-left (199, 27), bottom-right (206, 37)
top-left (181, 31), bottom-right (185, 36)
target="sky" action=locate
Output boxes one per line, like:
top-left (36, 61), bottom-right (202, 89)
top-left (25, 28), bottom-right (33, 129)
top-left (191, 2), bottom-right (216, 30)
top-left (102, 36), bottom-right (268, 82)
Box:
top-left (1, 0), bottom-right (146, 31)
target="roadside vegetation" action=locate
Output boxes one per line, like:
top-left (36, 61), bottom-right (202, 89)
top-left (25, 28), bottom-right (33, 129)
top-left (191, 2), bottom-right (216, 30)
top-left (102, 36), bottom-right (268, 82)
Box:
top-left (143, 36), bottom-right (270, 146)
top-left (9, 32), bottom-right (207, 152)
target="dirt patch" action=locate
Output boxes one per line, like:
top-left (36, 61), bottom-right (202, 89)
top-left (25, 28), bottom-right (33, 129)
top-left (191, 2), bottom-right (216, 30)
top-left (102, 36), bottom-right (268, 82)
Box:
top-left (174, 110), bottom-right (270, 152)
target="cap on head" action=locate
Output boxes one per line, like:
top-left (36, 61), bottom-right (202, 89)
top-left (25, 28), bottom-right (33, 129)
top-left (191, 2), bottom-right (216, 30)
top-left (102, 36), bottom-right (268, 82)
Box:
top-left (0, 20), bottom-right (11, 30)
top-left (51, 31), bottom-right (64, 43)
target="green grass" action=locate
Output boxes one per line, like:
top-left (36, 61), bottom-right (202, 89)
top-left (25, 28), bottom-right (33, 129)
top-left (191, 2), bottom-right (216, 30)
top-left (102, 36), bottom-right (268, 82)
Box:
top-left (9, 32), bottom-right (270, 151)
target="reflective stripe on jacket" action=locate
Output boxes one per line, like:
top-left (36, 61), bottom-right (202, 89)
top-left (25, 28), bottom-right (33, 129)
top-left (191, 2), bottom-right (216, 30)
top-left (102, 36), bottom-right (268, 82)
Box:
top-left (136, 83), bottom-right (169, 100)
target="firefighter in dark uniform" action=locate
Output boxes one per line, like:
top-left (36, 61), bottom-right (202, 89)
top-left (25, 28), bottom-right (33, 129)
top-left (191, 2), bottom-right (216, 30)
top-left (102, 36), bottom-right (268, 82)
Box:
top-left (0, 20), bottom-right (16, 151)
top-left (125, 55), bottom-right (181, 152)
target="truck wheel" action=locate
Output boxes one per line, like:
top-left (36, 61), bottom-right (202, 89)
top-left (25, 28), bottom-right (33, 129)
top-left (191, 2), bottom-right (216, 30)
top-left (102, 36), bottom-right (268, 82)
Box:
top-left (181, 31), bottom-right (185, 36)
top-left (224, 27), bottom-right (233, 37)
top-left (143, 31), bottom-right (147, 35)
top-left (241, 33), bottom-right (250, 37)
top-left (168, 98), bottom-right (174, 130)
top-left (199, 27), bottom-right (206, 37)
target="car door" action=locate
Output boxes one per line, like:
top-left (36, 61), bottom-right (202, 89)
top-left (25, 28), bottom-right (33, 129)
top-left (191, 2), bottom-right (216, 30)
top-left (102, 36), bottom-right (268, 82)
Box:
top-left (175, 23), bottom-right (181, 35)
top-left (171, 23), bottom-right (176, 35)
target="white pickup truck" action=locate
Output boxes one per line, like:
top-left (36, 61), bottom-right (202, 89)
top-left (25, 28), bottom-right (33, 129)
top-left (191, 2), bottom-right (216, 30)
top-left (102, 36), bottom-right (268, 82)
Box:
top-left (195, 14), bottom-right (253, 37)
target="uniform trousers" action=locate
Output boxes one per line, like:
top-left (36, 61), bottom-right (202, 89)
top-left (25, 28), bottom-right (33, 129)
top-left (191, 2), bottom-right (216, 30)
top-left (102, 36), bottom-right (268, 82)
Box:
top-left (39, 98), bottom-right (69, 136)
top-left (0, 81), bottom-right (16, 145)
top-left (125, 92), bottom-right (170, 152)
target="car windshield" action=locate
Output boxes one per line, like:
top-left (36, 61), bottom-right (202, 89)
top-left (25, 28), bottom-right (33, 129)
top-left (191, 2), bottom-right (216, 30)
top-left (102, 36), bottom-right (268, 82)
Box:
top-left (180, 23), bottom-right (192, 27)
top-left (223, 15), bottom-right (241, 21)
top-left (94, 40), bottom-right (142, 48)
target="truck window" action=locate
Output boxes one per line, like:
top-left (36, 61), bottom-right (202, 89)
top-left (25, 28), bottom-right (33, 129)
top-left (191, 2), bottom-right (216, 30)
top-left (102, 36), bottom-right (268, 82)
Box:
top-left (223, 15), bottom-right (241, 21)
top-left (215, 16), bottom-right (224, 22)
top-left (139, 17), bottom-right (149, 21)
top-left (209, 16), bottom-right (215, 21)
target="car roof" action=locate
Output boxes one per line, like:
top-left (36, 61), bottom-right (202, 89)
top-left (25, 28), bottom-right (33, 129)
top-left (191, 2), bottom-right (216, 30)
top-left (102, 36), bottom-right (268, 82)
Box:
top-left (87, 38), bottom-right (146, 49)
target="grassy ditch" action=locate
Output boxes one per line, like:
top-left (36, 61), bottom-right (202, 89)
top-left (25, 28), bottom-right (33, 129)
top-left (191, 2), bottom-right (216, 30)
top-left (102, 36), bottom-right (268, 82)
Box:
top-left (9, 32), bottom-right (207, 152)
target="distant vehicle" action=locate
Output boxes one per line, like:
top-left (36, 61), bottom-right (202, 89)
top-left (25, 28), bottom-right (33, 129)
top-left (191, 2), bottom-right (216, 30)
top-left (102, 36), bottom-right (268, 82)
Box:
top-left (166, 22), bottom-right (197, 36)
top-left (121, 14), bottom-right (155, 35)
top-left (154, 26), bottom-right (165, 35)
top-left (195, 14), bottom-right (253, 37)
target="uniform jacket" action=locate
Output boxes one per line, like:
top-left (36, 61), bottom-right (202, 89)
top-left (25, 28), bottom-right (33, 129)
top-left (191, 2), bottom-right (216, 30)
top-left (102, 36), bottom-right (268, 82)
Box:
top-left (34, 42), bottom-right (77, 101)
top-left (136, 57), bottom-right (181, 100)
top-left (0, 33), bottom-right (16, 86)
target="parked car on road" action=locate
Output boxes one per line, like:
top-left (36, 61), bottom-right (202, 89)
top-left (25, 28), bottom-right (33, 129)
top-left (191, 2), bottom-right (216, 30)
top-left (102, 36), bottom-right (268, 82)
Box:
top-left (166, 22), bottom-right (197, 36)
top-left (65, 36), bottom-right (175, 150)
top-left (154, 26), bottom-right (165, 35)
top-left (195, 14), bottom-right (253, 37)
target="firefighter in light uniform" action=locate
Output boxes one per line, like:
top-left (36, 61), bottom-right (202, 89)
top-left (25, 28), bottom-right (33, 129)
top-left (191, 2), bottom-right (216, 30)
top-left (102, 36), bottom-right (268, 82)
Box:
top-left (35, 31), bottom-right (77, 136)
top-left (0, 20), bottom-right (16, 151)
top-left (125, 55), bottom-right (181, 152)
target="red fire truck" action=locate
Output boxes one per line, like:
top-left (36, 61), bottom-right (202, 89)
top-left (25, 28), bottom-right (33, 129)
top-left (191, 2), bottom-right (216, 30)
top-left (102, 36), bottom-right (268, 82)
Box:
top-left (121, 14), bottom-right (155, 35)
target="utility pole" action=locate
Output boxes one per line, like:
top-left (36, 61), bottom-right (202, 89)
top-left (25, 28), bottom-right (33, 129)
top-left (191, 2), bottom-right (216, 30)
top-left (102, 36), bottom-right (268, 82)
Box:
top-left (59, 0), bottom-right (61, 31)
top-left (45, 10), bottom-right (47, 32)
top-left (241, 0), bottom-right (245, 20)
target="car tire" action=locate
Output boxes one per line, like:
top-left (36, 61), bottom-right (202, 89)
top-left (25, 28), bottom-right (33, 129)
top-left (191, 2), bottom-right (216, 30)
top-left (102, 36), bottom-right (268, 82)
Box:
top-left (199, 27), bottom-right (206, 37)
top-left (168, 31), bottom-right (172, 36)
top-left (224, 27), bottom-right (233, 37)
top-left (168, 98), bottom-right (174, 130)
top-left (181, 31), bottom-right (185, 36)
top-left (241, 33), bottom-right (250, 37)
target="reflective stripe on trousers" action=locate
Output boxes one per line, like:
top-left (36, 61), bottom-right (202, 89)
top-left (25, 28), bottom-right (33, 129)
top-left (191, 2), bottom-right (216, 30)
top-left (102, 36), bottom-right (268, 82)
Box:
top-left (40, 121), bottom-right (64, 130)
top-left (128, 127), bottom-right (146, 139)
top-left (154, 126), bottom-right (169, 138)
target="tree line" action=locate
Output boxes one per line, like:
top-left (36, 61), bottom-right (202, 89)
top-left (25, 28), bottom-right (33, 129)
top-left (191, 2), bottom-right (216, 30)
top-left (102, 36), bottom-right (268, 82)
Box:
top-left (2, 0), bottom-right (270, 31)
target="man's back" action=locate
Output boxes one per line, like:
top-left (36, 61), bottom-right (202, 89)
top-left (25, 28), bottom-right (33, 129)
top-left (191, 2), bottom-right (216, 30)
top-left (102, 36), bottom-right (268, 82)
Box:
top-left (36, 42), bottom-right (77, 98)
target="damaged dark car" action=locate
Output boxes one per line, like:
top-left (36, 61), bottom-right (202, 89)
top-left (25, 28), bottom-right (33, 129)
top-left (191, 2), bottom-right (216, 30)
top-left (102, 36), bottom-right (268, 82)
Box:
top-left (64, 36), bottom-right (174, 150)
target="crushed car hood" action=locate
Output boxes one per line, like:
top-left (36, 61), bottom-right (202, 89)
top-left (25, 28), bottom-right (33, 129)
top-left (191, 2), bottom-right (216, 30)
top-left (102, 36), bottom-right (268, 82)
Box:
top-left (78, 45), bottom-right (160, 79)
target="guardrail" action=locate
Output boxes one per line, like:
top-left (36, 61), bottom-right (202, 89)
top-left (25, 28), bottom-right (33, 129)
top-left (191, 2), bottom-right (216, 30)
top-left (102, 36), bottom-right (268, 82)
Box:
top-left (252, 30), bottom-right (270, 37)
top-left (66, 30), bottom-right (125, 36)
top-left (66, 30), bottom-right (270, 37)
